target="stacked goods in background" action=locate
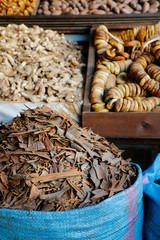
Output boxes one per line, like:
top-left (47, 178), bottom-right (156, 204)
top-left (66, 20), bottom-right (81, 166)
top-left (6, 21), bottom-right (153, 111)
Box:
top-left (38, 0), bottom-right (159, 15)
top-left (0, 106), bottom-right (143, 239)
top-left (0, 0), bottom-right (159, 16)
top-left (90, 23), bottom-right (160, 113)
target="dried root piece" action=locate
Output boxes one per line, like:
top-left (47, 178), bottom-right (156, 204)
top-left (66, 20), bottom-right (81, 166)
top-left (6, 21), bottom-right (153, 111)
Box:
top-left (0, 24), bottom-right (84, 104)
top-left (115, 96), bottom-right (160, 112)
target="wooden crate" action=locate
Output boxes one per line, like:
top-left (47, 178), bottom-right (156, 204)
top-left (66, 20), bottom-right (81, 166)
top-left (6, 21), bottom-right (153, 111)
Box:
top-left (82, 22), bottom-right (160, 144)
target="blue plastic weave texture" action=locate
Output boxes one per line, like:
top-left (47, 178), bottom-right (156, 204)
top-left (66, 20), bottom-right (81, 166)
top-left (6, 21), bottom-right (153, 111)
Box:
top-left (0, 164), bottom-right (143, 240)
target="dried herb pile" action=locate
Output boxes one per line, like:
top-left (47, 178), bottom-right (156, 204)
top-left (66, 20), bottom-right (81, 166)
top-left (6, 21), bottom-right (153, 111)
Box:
top-left (0, 106), bottom-right (136, 211)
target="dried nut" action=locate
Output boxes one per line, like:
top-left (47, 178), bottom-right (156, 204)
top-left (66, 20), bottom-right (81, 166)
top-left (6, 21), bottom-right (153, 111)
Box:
top-left (80, 0), bottom-right (88, 8)
top-left (51, 10), bottom-right (62, 15)
top-left (61, 3), bottom-right (67, 10)
top-left (142, 2), bottom-right (150, 13)
top-left (113, 6), bottom-right (120, 13)
top-left (148, 7), bottom-right (159, 13)
top-left (43, 10), bottom-right (51, 15)
top-left (53, 0), bottom-right (62, 6)
top-left (136, 4), bottom-right (142, 11)
top-left (37, 0), bottom-right (160, 15)
top-left (37, 9), bottom-right (43, 15)
top-left (121, 5), bottom-right (134, 14)
top-left (107, 0), bottom-right (117, 9)
top-left (89, 3), bottom-right (101, 9)
top-left (123, 0), bottom-right (133, 5)
top-left (78, 5), bottom-right (84, 11)
top-left (117, 3), bottom-right (126, 9)
top-left (130, 1), bottom-right (137, 9)
top-left (149, 0), bottom-right (156, 4)
top-left (69, 10), bottom-right (76, 15)
top-left (49, 6), bottom-right (56, 11)
top-left (80, 9), bottom-right (89, 14)
top-left (150, 1), bottom-right (160, 8)
top-left (100, 5), bottom-right (108, 10)
top-left (42, 5), bottom-right (49, 11)
top-left (91, 9), bottom-right (107, 14)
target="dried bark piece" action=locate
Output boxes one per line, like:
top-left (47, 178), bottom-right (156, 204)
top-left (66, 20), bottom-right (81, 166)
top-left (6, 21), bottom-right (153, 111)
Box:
top-left (31, 170), bottom-right (84, 184)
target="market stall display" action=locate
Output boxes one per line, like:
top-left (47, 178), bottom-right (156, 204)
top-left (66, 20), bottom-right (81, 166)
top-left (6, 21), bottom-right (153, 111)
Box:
top-left (0, 2), bottom-right (158, 239)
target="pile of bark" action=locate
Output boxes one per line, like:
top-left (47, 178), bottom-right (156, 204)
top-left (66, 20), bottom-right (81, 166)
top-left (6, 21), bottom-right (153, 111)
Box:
top-left (0, 106), bottom-right (136, 211)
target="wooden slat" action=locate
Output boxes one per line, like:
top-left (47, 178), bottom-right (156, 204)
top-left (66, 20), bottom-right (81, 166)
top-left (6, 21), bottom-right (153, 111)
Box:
top-left (82, 112), bottom-right (160, 139)
top-left (0, 14), bottom-right (160, 27)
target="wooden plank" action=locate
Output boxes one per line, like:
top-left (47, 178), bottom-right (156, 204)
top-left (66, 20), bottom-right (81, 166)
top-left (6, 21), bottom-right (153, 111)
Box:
top-left (0, 14), bottom-right (160, 28)
top-left (82, 112), bottom-right (160, 139)
top-left (83, 28), bottom-right (95, 112)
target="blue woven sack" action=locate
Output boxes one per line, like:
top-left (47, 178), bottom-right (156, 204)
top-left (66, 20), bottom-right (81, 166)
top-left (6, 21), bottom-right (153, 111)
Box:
top-left (0, 164), bottom-right (143, 240)
top-left (143, 153), bottom-right (160, 240)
